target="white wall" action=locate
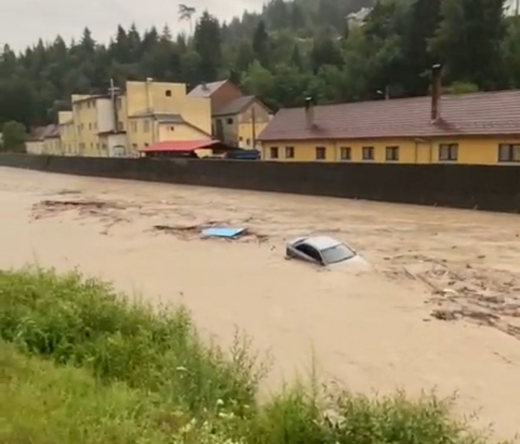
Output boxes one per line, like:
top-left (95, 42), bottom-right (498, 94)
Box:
top-left (107, 133), bottom-right (128, 157)
top-left (96, 98), bottom-right (116, 133)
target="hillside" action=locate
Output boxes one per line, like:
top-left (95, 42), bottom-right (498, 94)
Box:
top-left (0, 0), bottom-right (519, 130)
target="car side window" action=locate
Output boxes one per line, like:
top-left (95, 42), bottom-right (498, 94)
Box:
top-left (296, 244), bottom-right (323, 264)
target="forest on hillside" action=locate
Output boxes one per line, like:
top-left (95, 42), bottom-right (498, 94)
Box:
top-left (1, 0), bottom-right (520, 130)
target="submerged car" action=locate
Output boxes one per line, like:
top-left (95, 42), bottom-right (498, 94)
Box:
top-left (286, 236), bottom-right (364, 267)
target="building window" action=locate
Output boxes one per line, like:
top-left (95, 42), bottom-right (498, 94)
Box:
top-left (285, 146), bottom-right (295, 159)
top-left (102, 144), bottom-right (107, 150)
top-left (270, 147), bottom-right (279, 159)
top-left (340, 147), bottom-right (351, 161)
top-left (90, 143), bottom-right (93, 149)
top-left (498, 144), bottom-right (520, 162)
top-left (94, 122), bottom-right (97, 130)
top-left (132, 143), bottom-right (138, 150)
top-left (227, 118), bottom-right (234, 125)
top-left (118, 122), bottom-right (124, 131)
top-left (144, 120), bottom-right (150, 133)
top-left (131, 121), bottom-right (137, 132)
top-left (165, 89), bottom-right (172, 97)
top-left (362, 146), bottom-right (374, 160)
top-left (386, 146), bottom-right (399, 161)
top-left (144, 143), bottom-right (149, 147)
top-left (439, 143), bottom-right (458, 161)
top-left (117, 98), bottom-right (122, 110)
top-left (315, 147), bottom-right (326, 160)
top-left (170, 126), bottom-right (175, 131)
top-left (246, 138), bottom-right (251, 146)
top-left (88, 123), bottom-right (92, 130)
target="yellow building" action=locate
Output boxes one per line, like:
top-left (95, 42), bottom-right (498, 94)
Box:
top-left (125, 79), bottom-right (212, 155)
top-left (71, 93), bottom-right (124, 157)
top-left (258, 90), bottom-right (520, 165)
top-left (212, 96), bottom-right (271, 149)
top-left (50, 79), bottom-right (212, 157)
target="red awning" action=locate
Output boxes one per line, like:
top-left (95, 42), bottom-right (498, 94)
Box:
top-left (141, 140), bottom-right (217, 152)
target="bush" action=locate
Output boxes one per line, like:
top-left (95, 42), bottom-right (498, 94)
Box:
top-left (1, 120), bottom-right (26, 152)
top-left (0, 268), bottom-right (494, 444)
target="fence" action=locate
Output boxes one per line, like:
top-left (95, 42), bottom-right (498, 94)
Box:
top-left (1, 153), bottom-right (519, 212)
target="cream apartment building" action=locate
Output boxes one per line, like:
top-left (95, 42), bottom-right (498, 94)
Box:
top-left (43, 79), bottom-right (212, 157)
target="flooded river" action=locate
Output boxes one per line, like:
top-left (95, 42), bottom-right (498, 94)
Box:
top-left (1, 166), bottom-right (519, 439)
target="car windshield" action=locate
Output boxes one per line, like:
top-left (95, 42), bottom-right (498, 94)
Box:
top-left (321, 244), bottom-right (356, 264)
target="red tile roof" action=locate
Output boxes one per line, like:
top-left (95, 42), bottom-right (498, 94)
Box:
top-left (141, 140), bottom-right (217, 152)
top-left (258, 90), bottom-right (520, 141)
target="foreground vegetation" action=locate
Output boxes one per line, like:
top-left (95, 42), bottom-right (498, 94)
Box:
top-left (0, 268), bottom-right (492, 444)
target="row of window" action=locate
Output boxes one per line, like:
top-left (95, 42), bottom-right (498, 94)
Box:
top-left (76, 122), bottom-right (99, 133)
top-left (76, 89), bottom-right (173, 112)
top-left (74, 142), bottom-right (109, 151)
top-left (76, 121), bottom-right (131, 133)
top-left (130, 120), bottom-right (151, 133)
top-left (268, 144), bottom-right (520, 162)
top-left (270, 146), bottom-right (399, 161)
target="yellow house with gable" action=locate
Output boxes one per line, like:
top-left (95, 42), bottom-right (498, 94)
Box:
top-left (212, 96), bottom-right (271, 150)
top-left (259, 72), bottom-right (520, 166)
top-left (188, 80), bottom-right (272, 149)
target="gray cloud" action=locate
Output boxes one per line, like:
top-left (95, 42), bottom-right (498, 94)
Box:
top-left (1, 0), bottom-right (262, 50)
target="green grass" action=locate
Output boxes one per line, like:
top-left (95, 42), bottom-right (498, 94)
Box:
top-left (0, 340), bottom-right (183, 444)
top-left (0, 268), bottom-right (496, 444)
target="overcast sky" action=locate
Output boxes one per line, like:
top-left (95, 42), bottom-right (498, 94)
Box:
top-left (1, 0), bottom-right (263, 51)
top-left (2, 0), bottom-right (518, 52)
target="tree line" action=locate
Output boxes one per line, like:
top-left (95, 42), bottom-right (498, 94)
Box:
top-left (1, 0), bottom-right (519, 133)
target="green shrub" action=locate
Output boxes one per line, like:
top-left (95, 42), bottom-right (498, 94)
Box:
top-left (0, 339), bottom-right (183, 444)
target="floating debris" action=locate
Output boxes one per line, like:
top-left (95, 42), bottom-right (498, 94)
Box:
top-left (201, 227), bottom-right (246, 238)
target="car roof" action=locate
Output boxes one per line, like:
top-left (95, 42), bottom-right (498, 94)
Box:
top-left (303, 236), bottom-right (343, 250)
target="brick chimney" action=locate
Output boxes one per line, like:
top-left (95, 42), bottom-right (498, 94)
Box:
top-left (305, 97), bottom-right (314, 129)
top-left (431, 64), bottom-right (442, 123)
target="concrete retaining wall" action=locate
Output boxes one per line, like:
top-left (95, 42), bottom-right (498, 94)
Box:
top-left (1, 153), bottom-right (520, 212)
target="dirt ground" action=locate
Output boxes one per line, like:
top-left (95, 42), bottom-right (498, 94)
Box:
top-left (1, 166), bottom-right (519, 440)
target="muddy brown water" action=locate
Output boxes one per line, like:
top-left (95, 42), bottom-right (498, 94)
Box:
top-left (1, 166), bottom-right (520, 440)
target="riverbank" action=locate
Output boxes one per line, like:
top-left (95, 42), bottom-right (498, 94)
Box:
top-left (0, 268), bottom-right (492, 444)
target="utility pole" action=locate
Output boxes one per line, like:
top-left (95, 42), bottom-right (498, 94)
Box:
top-left (108, 78), bottom-right (124, 157)
top-left (109, 78), bottom-right (120, 133)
